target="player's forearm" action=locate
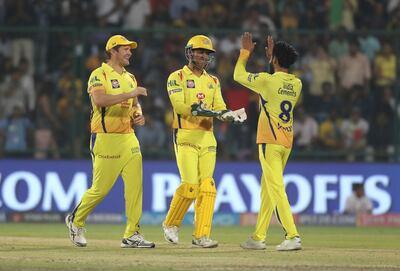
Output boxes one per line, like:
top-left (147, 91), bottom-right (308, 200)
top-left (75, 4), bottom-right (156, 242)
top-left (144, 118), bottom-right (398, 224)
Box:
top-left (233, 49), bottom-right (250, 84)
top-left (93, 92), bottom-right (133, 107)
top-left (171, 101), bottom-right (192, 116)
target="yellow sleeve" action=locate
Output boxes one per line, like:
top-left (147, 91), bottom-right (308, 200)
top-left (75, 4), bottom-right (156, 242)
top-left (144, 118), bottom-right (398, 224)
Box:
top-left (87, 69), bottom-right (106, 94)
top-left (167, 72), bottom-right (192, 116)
top-left (211, 76), bottom-right (227, 111)
top-left (233, 49), bottom-right (270, 94)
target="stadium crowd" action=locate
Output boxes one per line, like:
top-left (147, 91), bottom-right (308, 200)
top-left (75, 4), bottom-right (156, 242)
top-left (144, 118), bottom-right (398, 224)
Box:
top-left (0, 0), bottom-right (398, 161)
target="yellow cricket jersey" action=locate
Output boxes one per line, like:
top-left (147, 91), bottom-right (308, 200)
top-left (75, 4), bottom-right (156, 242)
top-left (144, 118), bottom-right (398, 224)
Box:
top-left (167, 65), bottom-right (227, 131)
top-left (234, 49), bottom-right (302, 148)
top-left (87, 63), bottom-right (142, 134)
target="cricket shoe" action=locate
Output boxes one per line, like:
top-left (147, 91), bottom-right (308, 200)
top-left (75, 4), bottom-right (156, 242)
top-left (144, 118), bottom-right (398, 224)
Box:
top-left (121, 232), bottom-right (155, 248)
top-left (240, 237), bottom-right (266, 250)
top-left (192, 237), bottom-right (218, 248)
top-left (65, 214), bottom-right (87, 247)
top-left (276, 237), bottom-right (302, 251)
top-left (162, 223), bottom-right (179, 244)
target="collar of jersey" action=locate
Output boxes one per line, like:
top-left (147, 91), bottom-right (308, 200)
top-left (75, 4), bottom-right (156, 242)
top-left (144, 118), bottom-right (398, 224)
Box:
top-left (183, 65), bottom-right (207, 77)
top-left (102, 62), bottom-right (126, 74)
top-left (273, 71), bottom-right (294, 78)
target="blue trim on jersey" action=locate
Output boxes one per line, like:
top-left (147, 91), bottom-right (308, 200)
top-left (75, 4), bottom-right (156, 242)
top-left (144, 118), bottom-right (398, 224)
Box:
top-left (259, 95), bottom-right (277, 140)
top-left (261, 143), bottom-right (266, 159)
top-left (177, 114), bottom-right (182, 128)
top-left (101, 107), bottom-right (107, 133)
top-left (90, 133), bottom-right (97, 159)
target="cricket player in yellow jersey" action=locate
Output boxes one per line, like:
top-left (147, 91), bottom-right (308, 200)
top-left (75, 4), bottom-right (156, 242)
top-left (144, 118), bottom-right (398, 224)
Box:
top-left (162, 35), bottom-right (246, 248)
top-left (65, 35), bottom-right (155, 249)
top-left (234, 32), bottom-right (302, 251)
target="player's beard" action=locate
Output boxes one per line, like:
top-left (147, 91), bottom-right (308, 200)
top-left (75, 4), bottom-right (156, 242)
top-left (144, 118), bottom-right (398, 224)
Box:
top-left (191, 56), bottom-right (208, 71)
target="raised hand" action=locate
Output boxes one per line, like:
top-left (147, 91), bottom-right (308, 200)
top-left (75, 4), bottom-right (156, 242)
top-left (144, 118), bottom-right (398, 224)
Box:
top-left (265, 35), bottom-right (274, 62)
top-left (241, 32), bottom-right (256, 53)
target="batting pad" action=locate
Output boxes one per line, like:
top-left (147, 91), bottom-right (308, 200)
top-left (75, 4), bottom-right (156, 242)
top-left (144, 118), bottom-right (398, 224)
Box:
top-left (164, 183), bottom-right (199, 227)
top-left (193, 178), bottom-right (217, 238)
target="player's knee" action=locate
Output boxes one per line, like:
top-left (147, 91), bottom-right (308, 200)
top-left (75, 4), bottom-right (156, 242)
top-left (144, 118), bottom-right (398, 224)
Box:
top-left (176, 182), bottom-right (199, 199)
top-left (199, 178), bottom-right (216, 195)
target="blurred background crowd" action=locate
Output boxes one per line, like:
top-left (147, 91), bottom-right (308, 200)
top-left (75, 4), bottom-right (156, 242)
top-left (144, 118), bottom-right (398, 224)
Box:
top-left (0, 0), bottom-right (399, 161)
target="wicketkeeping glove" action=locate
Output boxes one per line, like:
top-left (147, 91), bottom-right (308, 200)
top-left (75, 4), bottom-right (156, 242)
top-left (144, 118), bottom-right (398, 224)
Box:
top-left (191, 102), bottom-right (221, 117)
top-left (218, 108), bottom-right (247, 124)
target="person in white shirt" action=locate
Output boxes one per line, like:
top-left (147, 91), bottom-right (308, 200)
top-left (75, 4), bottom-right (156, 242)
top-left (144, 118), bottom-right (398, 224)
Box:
top-left (344, 183), bottom-right (373, 214)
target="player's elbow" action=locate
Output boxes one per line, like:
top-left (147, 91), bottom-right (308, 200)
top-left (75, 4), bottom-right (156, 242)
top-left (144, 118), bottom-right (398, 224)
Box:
top-left (92, 96), bottom-right (107, 107)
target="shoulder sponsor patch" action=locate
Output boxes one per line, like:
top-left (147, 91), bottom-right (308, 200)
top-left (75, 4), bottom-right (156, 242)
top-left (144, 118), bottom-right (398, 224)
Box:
top-left (186, 80), bottom-right (195, 88)
top-left (168, 80), bottom-right (179, 87)
top-left (111, 79), bottom-right (120, 89)
top-left (90, 75), bottom-right (100, 84)
top-left (168, 88), bottom-right (182, 95)
top-left (247, 73), bottom-right (259, 82)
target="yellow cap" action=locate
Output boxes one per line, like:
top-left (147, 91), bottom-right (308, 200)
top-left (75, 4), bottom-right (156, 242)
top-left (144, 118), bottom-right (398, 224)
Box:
top-left (105, 35), bottom-right (137, 51)
top-left (186, 35), bottom-right (215, 52)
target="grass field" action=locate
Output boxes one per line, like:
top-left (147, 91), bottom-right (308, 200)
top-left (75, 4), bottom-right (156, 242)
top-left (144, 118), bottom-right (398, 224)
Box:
top-left (0, 223), bottom-right (399, 271)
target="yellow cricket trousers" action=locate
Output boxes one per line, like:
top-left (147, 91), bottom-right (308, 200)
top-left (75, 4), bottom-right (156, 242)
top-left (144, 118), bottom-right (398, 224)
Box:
top-left (71, 133), bottom-right (143, 238)
top-left (253, 143), bottom-right (299, 241)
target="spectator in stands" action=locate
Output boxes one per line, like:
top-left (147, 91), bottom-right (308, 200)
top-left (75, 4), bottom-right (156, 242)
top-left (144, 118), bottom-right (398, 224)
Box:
top-left (328, 26), bottom-right (349, 62)
top-left (307, 46), bottom-right (337, 103)
top-left (18, 58), bottom-right (35, 114)
top-left (358, 27), bottom-right (381, 61)
top-left (344, 183), bottom-right (373, 215)
top-left (319, 109), bottom-right (343, 150)
top-left (341, 107), bottom-right (369, 161)
top-left (337, 39), bottom-right (371, 98)
top-left (0, 67), bottom-right (29, 117)
top-left (293, 108), bottom-right (319, 150)
top-left (34, 83), bottom-right (60, 159)
top-left (315, 82), bottom-right (341, 120)
top-left (5, 0), bottom-right (35, 74)
top-left (0, 105), bottom-right (33, 157)
top-left (373, 42), bottom-right (396, 93)
top-left (123, 0), bottom-right (152, 30)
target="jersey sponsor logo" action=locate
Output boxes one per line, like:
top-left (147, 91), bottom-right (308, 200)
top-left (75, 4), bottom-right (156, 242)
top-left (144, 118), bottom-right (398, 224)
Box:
top-left (89, 83), bottom-right (103, 92)
top-left (168, 88), bottom-right (182, 95)
top-left (98, 154), bottom-right (121, 159)
top-left (278, 83), bottom-right (296, 96)
top-left (131, 147), bottom-right (140, 154)
top-left (120, 101), bottom-right (130, 108)
top-left (247, 73), bottom-right (259, 82)
top-left (196, 92), bottom-right (205, 100)
top-left (277, 122), bottom-right (293, 132)
top-left (186, 80), bottom-right (195, 88)
top-left (167, 80), bottom-right (179, 87)
top-left (111, 79), bottom-right (120, 89)
top-left (208, 83), bottom-right (214, 89)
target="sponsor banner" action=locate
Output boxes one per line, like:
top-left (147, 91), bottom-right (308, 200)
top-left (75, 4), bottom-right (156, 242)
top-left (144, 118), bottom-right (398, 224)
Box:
top-left (357, 214), bottom-right (400, 226)
top-left (0, 160), bottom-right (399, 215)
top-left (298, 214), bottom-right (356, 226)
top-left (239, 213), bottom-right (295, 226)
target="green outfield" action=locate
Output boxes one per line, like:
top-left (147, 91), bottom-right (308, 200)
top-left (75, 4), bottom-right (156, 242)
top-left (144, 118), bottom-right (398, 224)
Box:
top-left (0, 223), bottom-right (399, 271)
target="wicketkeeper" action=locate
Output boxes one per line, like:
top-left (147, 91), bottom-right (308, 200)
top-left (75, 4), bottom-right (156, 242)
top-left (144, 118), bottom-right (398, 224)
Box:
top-left (162, 35), bottom-right (246, 248)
